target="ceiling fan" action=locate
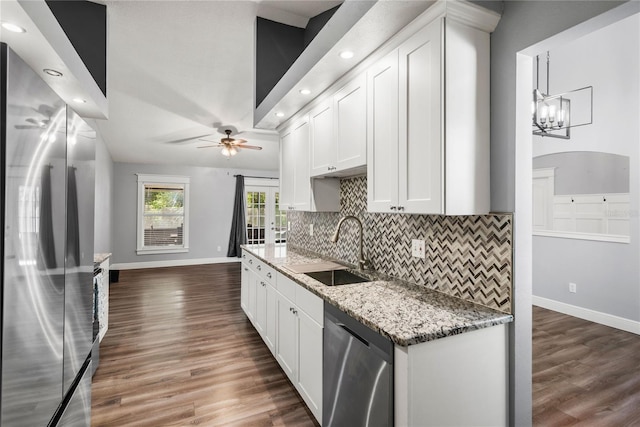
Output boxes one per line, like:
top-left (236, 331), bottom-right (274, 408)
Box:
top-left (197, 129), bottom-right (263, 157)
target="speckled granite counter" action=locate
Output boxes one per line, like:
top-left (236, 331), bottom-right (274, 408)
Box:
top-left (242, 244), bottom-right (512, 347)
top-left (94, 253), bottom-right (111, 264)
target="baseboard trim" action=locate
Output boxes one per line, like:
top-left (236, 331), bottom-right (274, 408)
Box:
top-left (533, 295), bottom-right (640, 335)
top-left (111, 257), bottom-right (241, 270)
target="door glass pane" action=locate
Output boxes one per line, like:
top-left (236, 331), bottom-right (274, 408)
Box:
top-left (274, 192), bottom-right (287, 243)
top-left (246, 189), bottom-right (266, 244)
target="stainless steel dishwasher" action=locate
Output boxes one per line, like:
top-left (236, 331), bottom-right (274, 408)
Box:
top-left (323, 302), bottom-right (393, 426)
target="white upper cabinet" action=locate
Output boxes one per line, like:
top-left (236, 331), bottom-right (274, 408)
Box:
top-left (367, 51), bottom-right (399, 213)
top-left (309, 74), bottom-right (367, 178)
top-left (280, 115), bottom-right (340, 212)
top-left (368, 12), bottom-right (491, 215)
top-left (309, 100), bottom-right (335, 176)
top-left (334, 74), bottom-right (367, 173)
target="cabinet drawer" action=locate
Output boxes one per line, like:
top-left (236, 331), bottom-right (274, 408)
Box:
top-left (296, 285), bottom-right (323, 326)
top-left (276, 272), bottom-right (297, 301)
top-left (242, 250), bottom-right (257, 267)
top-left (255, 261), bottom-right (276, 284)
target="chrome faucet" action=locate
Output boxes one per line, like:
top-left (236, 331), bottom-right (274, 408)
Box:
top-left (331, 215), bottom-right (370, 270)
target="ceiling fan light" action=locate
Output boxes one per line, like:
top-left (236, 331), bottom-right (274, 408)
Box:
top-left (221, 146), bottom-right (231, 157)
top-left (229, 147), bottom-right (238, 156)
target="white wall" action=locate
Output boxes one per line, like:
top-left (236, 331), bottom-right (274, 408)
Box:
top-left (489, 2), bottom-right (629, 425)
top-left (532, 13), bottom-right (640, 323)
top-left (94, 134), bottom-right (114, 254)
top-left (111, 162), bottom-right (277, 266)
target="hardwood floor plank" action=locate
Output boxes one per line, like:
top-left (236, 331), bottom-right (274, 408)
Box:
top-left (533, 306), bottom-right (640, 426)
top-left (92, 263), bottom-right (318, 427)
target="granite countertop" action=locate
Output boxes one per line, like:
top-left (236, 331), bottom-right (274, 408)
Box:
top-left (94, 253), bottom-right (112, 264)
top-left (242, 244), bottom-right (513, 347)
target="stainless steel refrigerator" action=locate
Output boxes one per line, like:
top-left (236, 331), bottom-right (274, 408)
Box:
top-left (1, 43), bottom-right (96, 426)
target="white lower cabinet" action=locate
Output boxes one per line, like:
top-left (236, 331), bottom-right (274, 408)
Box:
top-left (296, 308), bottom-right (323, 420)
top-left (395, 324), bottom-right (508, 427)
top-left (276, 292), bottom-right (298, 381)
top-left (241, 257), bottom-right (323, 425)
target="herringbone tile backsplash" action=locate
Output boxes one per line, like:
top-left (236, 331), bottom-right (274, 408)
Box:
top-left (287, 176), bottom-right (513, 313)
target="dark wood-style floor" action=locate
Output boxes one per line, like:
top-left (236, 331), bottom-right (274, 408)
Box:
top-left (91, 263), bottom-right (318, 426)
top-left (533, 305), bottom-right (640, 426)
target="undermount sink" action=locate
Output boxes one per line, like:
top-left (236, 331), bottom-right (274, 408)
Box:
top-left (304, 269), bottom-right (369, 286)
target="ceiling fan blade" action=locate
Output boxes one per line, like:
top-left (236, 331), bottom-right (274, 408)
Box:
top-left (198, 138), bottom-right (219, 143)
top-left (239, 145), bottom-right (263, 150)
top-left (229, 139), bottom-right (248, 145)
top-left (197, 144), bottom-right (224, 149)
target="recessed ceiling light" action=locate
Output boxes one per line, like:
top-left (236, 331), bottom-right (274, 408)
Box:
top-left (275, 112), bottom-right (285, 118)
top-left (73, 98), bottom-right (86, 104)
top-left (299, 89), bottom-right (311, 95)
top-left (1, 22), bottom-right (26, 33)
top-left (43, 69), bottom-right (63, 77)
top-left (339, 51), bottom-right (354, 59)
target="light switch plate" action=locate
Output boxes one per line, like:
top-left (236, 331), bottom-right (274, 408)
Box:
top-left (411, 239), bottom-right (425, 259)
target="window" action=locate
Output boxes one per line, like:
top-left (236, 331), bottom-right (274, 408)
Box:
top-left (137, 174), bottom-right (190, 254)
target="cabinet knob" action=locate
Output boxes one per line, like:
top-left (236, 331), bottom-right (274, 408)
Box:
top-left (257, 265), bottom-right (262, 271)
top-left (261, 281), bottom-right (266, 287)
top-left (390, 206), bottom-right (397, 211)
top-left (289, 307), bottom-right (294, 312)
top-left (242, 254), bottom-right (246, 259)
top-left (244, 268), bottom-right (248, 272)
top-left (398, 206), bottom-right (405, 211)
top-left (249, 259), bottom-right (253, 264)
top-left (292, 309), bottom-right (298, 315)
top-left (267, 272), bottom-right (272, 279)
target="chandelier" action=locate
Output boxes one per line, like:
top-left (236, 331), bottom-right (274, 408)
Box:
top-left (532, 51), bottom-right (593, 139)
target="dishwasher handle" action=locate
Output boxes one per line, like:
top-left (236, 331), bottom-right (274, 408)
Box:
top-left (337, 323), bottom-right (369, 348)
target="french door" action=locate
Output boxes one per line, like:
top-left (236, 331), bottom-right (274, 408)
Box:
top-left (245, 181), bottom-right (287, 245)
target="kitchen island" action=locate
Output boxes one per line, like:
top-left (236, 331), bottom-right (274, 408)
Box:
top-left (241, 243), bottom-right (512, 426)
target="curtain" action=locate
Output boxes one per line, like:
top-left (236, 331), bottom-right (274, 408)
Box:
top-left (38, 165), bottom-right (57, 269)
top-left (227, 175), bottom-right (246, 257)
top-left (67, 166), bottom-right (80, 267)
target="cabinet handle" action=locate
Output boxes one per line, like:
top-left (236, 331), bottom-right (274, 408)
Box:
top-left (292, 309), bottom-right (298, 315)
top-left (327, 166), bottom-right (331, 171)
top-left (289, 307), bottom-right (294, 312)
top-left (398, 206), bottom-right (405, 211)
top-left (390, 206), bottom-right (397, 211)
top-left (242, 254), bottom-right (246, 259)
top-left (257, 265), bottom-right (262, 271)
top-left (244, 268), bottom-right (248, 272)
top-left (249, 259), bottom-right (253, 264)
top-left (261, 281), bottom-right (266, 287)
top-left (267, 272), bottom-right (272, 279)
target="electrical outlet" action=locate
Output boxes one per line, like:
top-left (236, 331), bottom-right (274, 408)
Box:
top-left (569, 282), bottom-right (577, 293)
top-left (411, 239), bottom-right (425, 259)
top-left (309, 223), bottom-right (314, 236)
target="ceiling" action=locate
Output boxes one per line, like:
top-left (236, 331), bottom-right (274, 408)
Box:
top-left (2, 0), bottom-right (436, 171)
top-left (86, 0), bottom-right (339, 170)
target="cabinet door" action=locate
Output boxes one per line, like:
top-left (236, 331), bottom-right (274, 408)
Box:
top-left (265, 284), bottom-right (277, 355)
top-left (297, 309), bottom-right (323, 423)
top-left (309, 101), bottom-right (335, 177)
top-left (398, 19), bottom-right (443, 214)
top-left (279, 130), bottom-right (295, 209)
top-left (292, 117), bottom-right (311, 210)
top-left (334, 74), bottom-right (367, 172)
top-left (247, 270), bottom-right (257, 323)
top-left (255, 278), bottom-right (267, 336)
top-left (240, 264), bottom-right (250, 314)
top-left (367, 50), bottom-right (399, 213)
top-left (276, 293), bottom-right (297, 382)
